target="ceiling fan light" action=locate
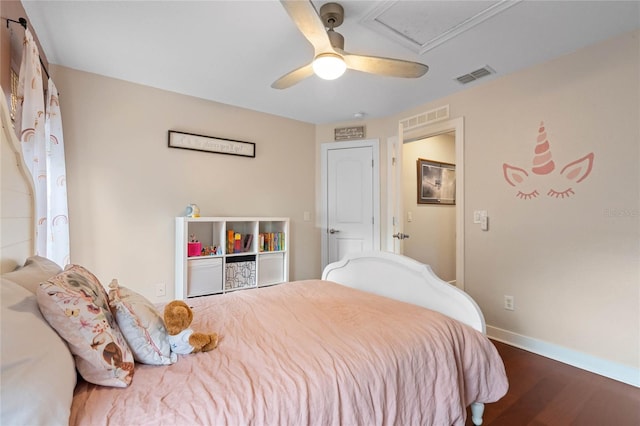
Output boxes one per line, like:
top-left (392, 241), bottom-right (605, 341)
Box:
top-left (313, 53), bottom-right (346, 80)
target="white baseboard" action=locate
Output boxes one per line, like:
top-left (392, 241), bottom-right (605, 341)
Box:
top-left (487, 325), bottom-right (640, 388)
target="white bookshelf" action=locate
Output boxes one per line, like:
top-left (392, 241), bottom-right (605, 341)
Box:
top-left (175, 217), bottom-right (289, 299)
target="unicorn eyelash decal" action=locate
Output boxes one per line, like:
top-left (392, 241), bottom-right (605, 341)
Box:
top-left (503, 122), bottom-right (595, 200)
top-left (516, 190), bottom-right (539, 200)
top-left (547, 188), bottom-right (574, 199)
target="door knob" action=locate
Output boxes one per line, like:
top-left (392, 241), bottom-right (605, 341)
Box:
top-left (392, 232), bottom-right (410, 240)
top-left (328, 228), bottom-right (340, 234)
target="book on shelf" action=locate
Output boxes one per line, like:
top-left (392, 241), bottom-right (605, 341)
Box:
top-left (234, 232), bottom-right (242, 253)
top-left (227, 230), bottom-right (235, 254)
top-left (258, 232), bottom-right (285, 252)
top-left (243, 234), bottom-right (253, 251)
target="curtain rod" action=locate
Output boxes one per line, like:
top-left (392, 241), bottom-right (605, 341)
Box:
top-left (4, 17), bottom-right (51, 80)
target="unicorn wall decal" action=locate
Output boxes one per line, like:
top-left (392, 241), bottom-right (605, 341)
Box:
top-left (503, 122), bottom-right (595, 199)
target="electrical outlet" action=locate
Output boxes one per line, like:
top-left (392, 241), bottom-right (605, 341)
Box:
top-left (504, 295), bottom-right (514, 311)
top-left (155, 283), bottom-right (166, 297)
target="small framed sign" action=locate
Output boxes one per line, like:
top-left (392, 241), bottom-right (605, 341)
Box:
top-left (168, 130), bottom-right (255, 158)
top-left (334, 126), bottom-right (365, 141)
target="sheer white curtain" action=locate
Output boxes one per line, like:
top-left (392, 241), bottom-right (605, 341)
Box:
top-left (16, 28), bottom-right (70, 267)
top-left (45, 79), bottom-right (70, 266)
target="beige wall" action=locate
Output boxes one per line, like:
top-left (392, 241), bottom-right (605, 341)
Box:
top-left (51, 66), bottom-right (320, 303)
top-left (318, 30), bottom-right (639, 371)
top-left (402, 134), bottom-right (456, 282)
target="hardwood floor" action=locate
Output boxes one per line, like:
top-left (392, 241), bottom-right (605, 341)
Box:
top-left (465, 341), bottom-right (640, 426)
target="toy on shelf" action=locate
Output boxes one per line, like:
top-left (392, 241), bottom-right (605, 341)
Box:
top-left (185, 204), bottom-right (200, 218)
top-left (203, 246), bottom-right (219, 256)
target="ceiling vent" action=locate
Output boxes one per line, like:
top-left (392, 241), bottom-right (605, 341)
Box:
top-left (400, 105), bottom-right (449, 131)
top-left (455, 66), bottom-right (495, 84)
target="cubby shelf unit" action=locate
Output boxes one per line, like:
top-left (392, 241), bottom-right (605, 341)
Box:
top-left (175, 217), bottom-right (289, 299)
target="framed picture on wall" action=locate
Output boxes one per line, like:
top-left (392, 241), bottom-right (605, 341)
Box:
top-left (417, 158), bottom-right (456, 205)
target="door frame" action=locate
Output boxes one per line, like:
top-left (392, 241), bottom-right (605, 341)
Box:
top-left (387, 117), bottom-right (465, 289)
top-left (321, 139), bottom-right (381, 270)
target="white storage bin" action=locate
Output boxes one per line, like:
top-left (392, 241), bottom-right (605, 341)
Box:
top-left (188, 257), bottom-right (223, 297)
top-left (258, 252), bottom-right (285, 286)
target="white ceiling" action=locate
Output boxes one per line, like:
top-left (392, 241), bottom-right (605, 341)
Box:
top-left (20, 0), bottom-right (640, 125)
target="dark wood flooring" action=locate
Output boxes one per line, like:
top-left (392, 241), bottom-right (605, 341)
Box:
top-left (465, 340), bottom-right (640, 426)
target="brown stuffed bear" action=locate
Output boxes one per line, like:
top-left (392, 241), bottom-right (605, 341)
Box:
top-left (163, 300), bottom-right (218, 355)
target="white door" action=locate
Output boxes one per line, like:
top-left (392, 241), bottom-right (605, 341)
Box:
top-left (388, 118), bottom-right (466, 289)
top-left (321, 140), bottom-right (380, 269)
top-left (387, 135), bottom-right (406, 254)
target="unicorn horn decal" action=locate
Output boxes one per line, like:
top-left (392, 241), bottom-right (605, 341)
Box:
top-left (532, 122), bottom-right (555, 175)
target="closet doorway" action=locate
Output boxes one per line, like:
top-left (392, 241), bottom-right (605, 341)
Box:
top-left (403, 132), bottom-right (456, 283)
top-left (388, 117), bottom-right (464, 288)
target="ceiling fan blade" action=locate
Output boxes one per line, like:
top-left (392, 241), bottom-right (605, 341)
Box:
top-left (280, 0), bottom-right (333, 53)
top-left (271, 62), bottom-right (315, 89)
top-left (341, 51), bottom-right (429, 78)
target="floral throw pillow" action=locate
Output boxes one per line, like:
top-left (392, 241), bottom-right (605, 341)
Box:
top-left (108, 279), bottom-right (176, 365)
top-left (36, 264), bottom-right (135, 387)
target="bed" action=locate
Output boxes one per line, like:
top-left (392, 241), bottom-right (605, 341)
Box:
top-left (1, 90), bottom-right (507, 425)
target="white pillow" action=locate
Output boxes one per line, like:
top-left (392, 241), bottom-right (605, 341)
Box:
top-left (108, 279), bottom-right (176, 365)
top-left (0, 278), bottom-right (76, 426)
top-left (2, 256), bottom-right (62, 293)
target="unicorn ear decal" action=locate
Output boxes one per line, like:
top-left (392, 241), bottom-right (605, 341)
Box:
top-left (560, 153), bottom-right (594, 183)
top-left (503, 164), bottom-right (528, 187)
top-left (503, 122), bottom-right (595, 200)
top-left (502, 163), bottom-right (540, 199)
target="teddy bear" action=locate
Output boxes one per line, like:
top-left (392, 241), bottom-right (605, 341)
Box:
top-left (163, 300), bottom-right (219, 355)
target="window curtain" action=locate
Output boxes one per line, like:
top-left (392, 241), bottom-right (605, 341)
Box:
top-left (16, 28), bottom-right (70, 267)
top-left (45, 79), bottom-right (70, 266)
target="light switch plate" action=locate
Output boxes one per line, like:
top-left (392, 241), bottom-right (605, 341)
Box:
top-left (473, 210), bottom-right (487, 224)
top-left (481, 215), bottom-right (489, 231)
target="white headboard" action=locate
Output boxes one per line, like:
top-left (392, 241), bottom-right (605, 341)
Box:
top-left (322, 251), bottom-right (486, 333)
top-left (1, 87), bottom-right (34, 272)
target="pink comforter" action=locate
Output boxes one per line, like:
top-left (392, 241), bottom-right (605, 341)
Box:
top-left (70, 280), bottom-right (507, 425)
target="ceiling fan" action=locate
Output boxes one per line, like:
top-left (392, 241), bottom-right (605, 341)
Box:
top-left (272, 1), bottom-right (429, 89)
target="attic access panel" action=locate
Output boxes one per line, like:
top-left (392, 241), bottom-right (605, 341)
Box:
top-left (360, 0), bottom-right (521, 54)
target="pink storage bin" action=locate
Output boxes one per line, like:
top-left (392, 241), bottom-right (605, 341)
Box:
top-left (188, 242), bottom-right (202, 257)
